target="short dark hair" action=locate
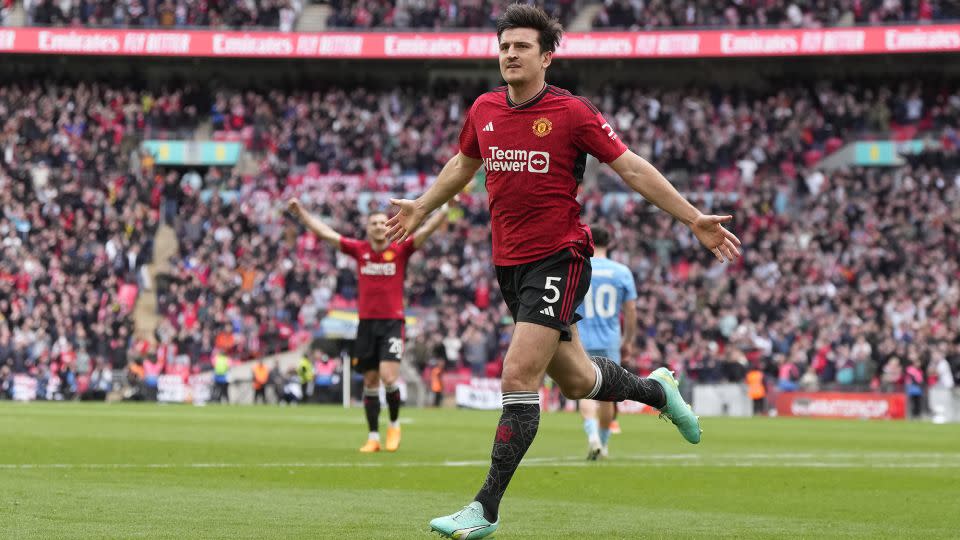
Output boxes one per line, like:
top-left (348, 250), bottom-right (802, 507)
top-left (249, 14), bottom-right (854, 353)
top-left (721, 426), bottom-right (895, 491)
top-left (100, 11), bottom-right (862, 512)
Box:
top-left (496, 4), bottom-right (563, 54)
top-left (591, 226), bottom-right (611, 248)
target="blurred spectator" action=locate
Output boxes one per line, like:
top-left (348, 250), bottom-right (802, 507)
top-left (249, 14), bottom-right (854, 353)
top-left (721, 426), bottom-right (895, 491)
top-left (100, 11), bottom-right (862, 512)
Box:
top-left (326, 0), bottom-right (575, 29)
top-left (82, 361), bottom-right (113, 400)
top-left (746, 366), bottom-right (766, 414)
top-left (252, 357), bottom-right (270, 403)
top-left (313, 350), bottom-right (341, 403)
top-left (777, 354), bottom-right (799, 391)
top-left (0, 363), bottom-right (11, 399)
top-left (882, 356), bottom-right (903, 392)
top-left (462, 325), bottom-right (487, 377)
top-left (428, 358), bottom-right (444, 406)
top-left (125, 358), bottom-right (145, 400)
top-left (927, 346), bottom-right (955, 389)
top-left (297, 351), bottom-right (313, 401)
top-left (594, 0), bottom-right (957, 30)
top-left (905, 355), bottom-right (925, 417)
top-left (212, 349), bottom-right (230, 403)
top-left (281, 366), bottom-right (301, 404)
top-left (25, 0), bottom-right (302, 30)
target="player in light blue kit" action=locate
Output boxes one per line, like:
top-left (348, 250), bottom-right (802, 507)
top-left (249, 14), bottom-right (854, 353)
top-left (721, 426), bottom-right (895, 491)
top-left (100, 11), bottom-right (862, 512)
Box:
top-left (576, 226), bottom-right (638, 460)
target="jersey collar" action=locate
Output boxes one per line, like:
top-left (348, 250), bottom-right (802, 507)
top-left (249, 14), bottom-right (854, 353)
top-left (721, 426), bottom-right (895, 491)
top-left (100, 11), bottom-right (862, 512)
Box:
top-left (506, 83), bottom-right (548, 110)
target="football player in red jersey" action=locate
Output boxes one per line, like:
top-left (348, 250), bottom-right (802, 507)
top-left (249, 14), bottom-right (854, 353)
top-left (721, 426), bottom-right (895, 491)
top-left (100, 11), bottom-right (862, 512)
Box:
top-left (287, 198), bottom-right (446, 453)
top-left (388, 5), bottom-right (741, 538)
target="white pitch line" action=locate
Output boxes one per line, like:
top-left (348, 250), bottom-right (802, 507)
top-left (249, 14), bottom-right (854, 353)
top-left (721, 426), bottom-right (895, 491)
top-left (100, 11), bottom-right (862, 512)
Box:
top-left (3, 454), bottom-right (960, 470)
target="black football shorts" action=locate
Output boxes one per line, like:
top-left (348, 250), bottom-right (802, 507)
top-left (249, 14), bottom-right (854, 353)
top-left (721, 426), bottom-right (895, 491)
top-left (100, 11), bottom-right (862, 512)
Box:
top-left (495, 247), bottom-right (592, 342)
top-left (353, 319), bottom-right (404, 372)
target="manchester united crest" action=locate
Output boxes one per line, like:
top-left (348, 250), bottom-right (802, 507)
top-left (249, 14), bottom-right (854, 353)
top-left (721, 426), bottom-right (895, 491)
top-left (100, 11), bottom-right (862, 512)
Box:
top-left (532, 117), bottom-right (552, 137)
top-left (383, 250), bottom-right (395, 262)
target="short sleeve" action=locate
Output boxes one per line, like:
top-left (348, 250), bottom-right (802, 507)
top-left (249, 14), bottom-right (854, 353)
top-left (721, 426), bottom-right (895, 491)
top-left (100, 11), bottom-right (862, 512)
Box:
top-left (571, 98), bottom-right (628, 164)
top-left (620, 267), bottom-right (638, 302)
top-left (398, 236), bottom-right (417, 258)
top-left (458, 101), bottom-right (482, 159)
top-left (339, 237), bottom-right (362, 258)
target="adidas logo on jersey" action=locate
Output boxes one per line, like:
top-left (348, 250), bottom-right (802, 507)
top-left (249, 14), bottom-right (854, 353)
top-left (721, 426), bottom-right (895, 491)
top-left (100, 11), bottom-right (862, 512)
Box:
top-left (539, 306), bottom-right (555, 317)
top-left (482, 122), bottom-right (494, 132)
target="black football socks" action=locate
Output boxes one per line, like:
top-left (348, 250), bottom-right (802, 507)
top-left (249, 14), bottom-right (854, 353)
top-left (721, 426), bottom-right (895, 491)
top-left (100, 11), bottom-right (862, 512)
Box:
top-left (585, 356), bottom-right (666, 409)
top-left (385, 384), bottom-right (401, 423)
top-left (362, 387), bottom-right (381, 435)
top-left (474, 391), bottom-right (541, 523)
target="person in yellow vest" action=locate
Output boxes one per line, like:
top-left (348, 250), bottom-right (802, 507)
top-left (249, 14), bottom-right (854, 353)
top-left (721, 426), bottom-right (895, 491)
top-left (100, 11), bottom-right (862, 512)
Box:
top-left (252, 359), bottom-right (270, 405)
top-left (746, 367), bottom-right (766, 416)
top-left (297, 354), bottom-right (314, 403)
top-left (213, 350), bottom-right (230, 404)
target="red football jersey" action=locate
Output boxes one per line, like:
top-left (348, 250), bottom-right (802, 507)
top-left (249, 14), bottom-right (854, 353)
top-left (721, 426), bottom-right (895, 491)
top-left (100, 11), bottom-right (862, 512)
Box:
top-left (340, 237), bottom-right (416, 320)
top-left (459, 84), bottom-right (628, 265)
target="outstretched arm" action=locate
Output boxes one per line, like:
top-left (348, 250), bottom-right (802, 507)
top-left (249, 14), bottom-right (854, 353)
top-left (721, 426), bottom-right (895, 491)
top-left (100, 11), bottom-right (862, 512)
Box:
top-left (387, 152), bottom-right (482, 243)
top-left (286, 198), bottom-right (342, 249)
top-left (608, 150), bottom-right (742, 262)
top-left (413, 207), bottom-right (448, 249)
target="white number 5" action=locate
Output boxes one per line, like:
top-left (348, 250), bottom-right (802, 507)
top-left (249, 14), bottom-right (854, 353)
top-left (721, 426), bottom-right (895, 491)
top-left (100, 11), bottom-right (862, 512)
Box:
top-left (543, 276), bottom-right (561, 304)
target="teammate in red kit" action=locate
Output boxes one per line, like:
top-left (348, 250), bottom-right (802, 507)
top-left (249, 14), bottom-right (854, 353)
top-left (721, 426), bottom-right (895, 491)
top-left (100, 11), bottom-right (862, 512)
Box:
top-left (287, 199), bottom-right (446, 453)
top-left (387, 5), bottom-right (741, 538)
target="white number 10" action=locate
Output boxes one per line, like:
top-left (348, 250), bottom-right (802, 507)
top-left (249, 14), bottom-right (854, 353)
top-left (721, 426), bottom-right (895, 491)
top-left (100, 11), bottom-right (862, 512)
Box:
top-left (583, 283), bottom-right (617, 318)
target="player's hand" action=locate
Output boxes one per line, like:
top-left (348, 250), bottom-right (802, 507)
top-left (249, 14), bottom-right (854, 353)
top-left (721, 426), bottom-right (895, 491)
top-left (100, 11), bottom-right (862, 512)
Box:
top-left (386, 198), bottom-right (427, 243)
top-left (620, 341), bottom-right (634, 360)
top-left (690, 214), bottom-right (741, 263)
top-left (286, 198), bottom-right (305, 221)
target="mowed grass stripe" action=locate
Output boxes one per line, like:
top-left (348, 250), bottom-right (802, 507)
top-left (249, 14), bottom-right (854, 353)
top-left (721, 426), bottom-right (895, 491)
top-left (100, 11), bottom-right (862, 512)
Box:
top-left (1, 403), bottom-right (959, 539)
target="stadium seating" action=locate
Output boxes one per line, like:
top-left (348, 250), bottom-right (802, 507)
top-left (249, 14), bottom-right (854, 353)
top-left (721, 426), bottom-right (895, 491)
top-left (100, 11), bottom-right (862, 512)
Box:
top-left (10, 0), bottom-right (960, 32)
top-left (593, 0), bottom-right (955, 29)
top-left (2, 77), bottom-right (958, 401)
top-left (0, 82), bottom-right (162, 398)
top-left (20, 0), bottom-right (301, 30)
top-left (325, 0), bottom-right (577, 29)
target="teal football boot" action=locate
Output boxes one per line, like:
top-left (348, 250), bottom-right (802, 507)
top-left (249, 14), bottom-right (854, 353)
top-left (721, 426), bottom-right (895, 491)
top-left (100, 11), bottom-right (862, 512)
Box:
top-left (429, 501), bottom-right (499, 539)
top-left (649, 367), bottom-right (702, 444)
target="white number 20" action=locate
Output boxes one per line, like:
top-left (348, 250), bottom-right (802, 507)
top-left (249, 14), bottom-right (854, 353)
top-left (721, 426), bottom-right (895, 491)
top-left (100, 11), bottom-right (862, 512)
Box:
top-left (543, 276), bottom-right (562, 304)
top-left (388, 337), bottom-right (403, 356)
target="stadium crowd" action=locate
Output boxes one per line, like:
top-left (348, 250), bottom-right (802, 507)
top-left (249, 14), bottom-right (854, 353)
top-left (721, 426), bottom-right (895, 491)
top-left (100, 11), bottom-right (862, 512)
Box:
top-left (21, 0), bottom-right (301, 30)
top-left (594, 0), bottom-right (958, 30)
top-left (325, 0), bottom-right (576, 29)
top-left (9, 0), bottom-right (960, 31)
top-left (211, 80), bottom-right (960, 192)
top-left (189, 80), bottom-right (960, 395)
top-left (0, 82), bottom-right (164, 400)
top-left (1, 79), bottom-right (958, 405)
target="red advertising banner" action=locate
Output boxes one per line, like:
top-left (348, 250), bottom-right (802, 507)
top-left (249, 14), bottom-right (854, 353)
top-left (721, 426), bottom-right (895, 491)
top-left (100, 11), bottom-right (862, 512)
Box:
top-left (0, 25), bottom-right (959, 59)
top-left (776, 392), bottom-right (907, 420)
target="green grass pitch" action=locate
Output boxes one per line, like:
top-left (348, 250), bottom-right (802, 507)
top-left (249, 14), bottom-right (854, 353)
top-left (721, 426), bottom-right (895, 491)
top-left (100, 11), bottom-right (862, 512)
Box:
top-left (2, 402), bottom-right (959, 539)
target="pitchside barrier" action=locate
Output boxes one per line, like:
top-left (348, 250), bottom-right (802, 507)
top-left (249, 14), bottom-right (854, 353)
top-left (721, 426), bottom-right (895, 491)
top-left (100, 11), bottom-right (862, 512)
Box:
top-left (452, 378), bottom-right (960, 421)
top-left (692, 384), bottom-right (754, 417)
top-left (154, 345), bottom-right (423, 407)
top-left (928, 388), bottom-right (957, 423)
top-left (774, 391), bottom-right (909, 420)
